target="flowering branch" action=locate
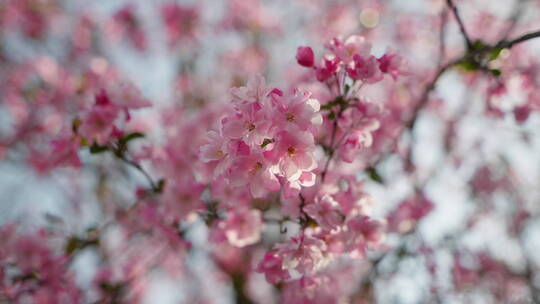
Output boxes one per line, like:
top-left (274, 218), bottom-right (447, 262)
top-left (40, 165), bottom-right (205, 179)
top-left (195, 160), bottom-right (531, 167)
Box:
top-left (403, 28), bottom-right (540, 169)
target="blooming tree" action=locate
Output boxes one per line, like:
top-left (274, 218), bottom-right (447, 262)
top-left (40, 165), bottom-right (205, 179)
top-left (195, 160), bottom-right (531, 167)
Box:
top-left (1, 0), bottom-right (540, 303)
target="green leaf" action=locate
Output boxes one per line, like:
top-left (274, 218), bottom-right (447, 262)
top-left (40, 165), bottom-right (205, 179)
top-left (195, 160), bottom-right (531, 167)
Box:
top-left (490, 69), bottom-right (502, 77)
top-left (261, 138), bottom-right (274, 148)
top-left (320, 104), bottom-right (334, 110)
top-left (366, 167), bottom-right (384, 184)
top-left (327, 112), bottom-right (336, 120)
top-left (89, 143), bottom-right (109, 154)
top-left (456, 59), bottom-right (480, 71)
top-left (489, 48), bottom-right (503, 60)
top-left (120, 132), bottom-right (145, 145)
top-left (99, 282), bottom-right (125, 297)
top-left (471, 40), bottom-right (488, 51)
top-left (321, 95), bottom-right (346, 111)
top-left (344, 84), bottom-right (351, 95)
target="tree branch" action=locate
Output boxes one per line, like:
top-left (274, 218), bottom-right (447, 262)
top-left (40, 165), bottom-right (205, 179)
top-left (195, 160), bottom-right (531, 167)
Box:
top-left (446, 0), bottom-right (472, 49)
top-left (406, 28), bottom-right (540, 149)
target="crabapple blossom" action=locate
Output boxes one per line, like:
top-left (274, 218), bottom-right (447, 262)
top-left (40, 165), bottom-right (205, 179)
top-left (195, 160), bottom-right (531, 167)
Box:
top-left (378, 51), bottom-right (407, 80)
top-left (387, 195), bottom-right (434, 233)
top-left (256, 251), bottom-right (291, 284)
top-left (304, 195), bottom-right (343, 230)
top-left (108, 4), bottom-right (147, 51)
top-left (200, 75), bottom-right (321, 198)
top-left (346, 54), bottom-right (384, 84)
top-left (219, 208), bottom-right (263, 247)
top-left (160, 3), bottom-right (199, 48)
top-left (271, 235), bottom-right (329, 278)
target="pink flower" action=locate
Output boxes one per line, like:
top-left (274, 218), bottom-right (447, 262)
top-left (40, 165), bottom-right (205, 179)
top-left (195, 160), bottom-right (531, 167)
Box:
top-left (513, 104), bottom-right (531, 123)
top-left (30, 133), bottom-right (81, 173)
top-left (221, 102), bottom-right (273, 146)
top-left (337, 99), bottom-right (382, 130)
top-left (199, 130), bottom-right (229, 163)
top-left (387, 195), bottom-right (434, 233)
top-left (326, 35), bottom-right (372, 64)
top-left (110, 4), bottom-right (147, 51)
top-left (78, 102), bottom-right (119, 145)
top-left (316, 56), bottom-right (339, 82)
top-left (229, 74), bottom-right (271, 103)
top-left (161, 178), bottom-right (205, 220)
top-left (264, 130), bottom-right (317, 182)
top-left (275, 235), bottom-right (328, 277)
top-left (282, 171), bottom-right (317, 198)
top-left (271, 89), bottom-right (322, 132)
top-left (296, 46), bottom-right (315, 67)
top-left (256, 251), bottom-right (291, 284)
top-left (378, 51), bottom-right (406, 80)
top-left (160, 3), bottom-right (199, 48)
top-left (338, 123), bottom-right (379, 163)
top-left (107, 83), bottom-right (151, 112)
top-left (344, 215), bottom-right (383, 256)
top-left (227, 151), bottom-right (280, 198)
top-left (346, 54), bottom-right (383, 84)
top-left (0, 227), bottom-right (82, 302)
top-left (304, 195), bottom-right (344, 230)
top-left (220, 208), bottom-right (263, 247)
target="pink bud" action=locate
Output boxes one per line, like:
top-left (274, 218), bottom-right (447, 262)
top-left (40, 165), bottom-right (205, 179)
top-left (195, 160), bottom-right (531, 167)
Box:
top-left (296, 46), bottom-right (314, 67)
top-left (514, 105), bottom-right (531, 123)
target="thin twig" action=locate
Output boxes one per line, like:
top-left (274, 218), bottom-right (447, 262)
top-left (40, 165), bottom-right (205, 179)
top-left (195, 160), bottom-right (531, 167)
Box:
top-left (446, 0), bottom-right (472, 49)
top-left (396, 29), bottom-right (540, 169)
top-left (500, 0), bottom-right (528, 40)
top-left (320, 119), bottom-right (338, 183)
top-left (116, 152), bottom-right (159, 193)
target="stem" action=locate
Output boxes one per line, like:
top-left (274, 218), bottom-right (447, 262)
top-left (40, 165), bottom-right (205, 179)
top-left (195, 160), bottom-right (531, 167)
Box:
top-left (320, 119), bottom-right (338, 183)
top-left (116, 153), bottom-right (159, 192)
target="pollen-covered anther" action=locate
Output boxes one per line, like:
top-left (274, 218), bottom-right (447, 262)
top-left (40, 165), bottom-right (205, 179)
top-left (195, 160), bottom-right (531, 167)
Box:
top-left (246, 122), bottom-right (256, 131)
top-left (287, 146), bottom-right (297, 156)
top-left (285, 113), bottom-right (295, 122)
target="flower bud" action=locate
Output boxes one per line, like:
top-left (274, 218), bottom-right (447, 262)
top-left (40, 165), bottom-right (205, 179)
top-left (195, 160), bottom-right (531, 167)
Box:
top-left (296, 46), bottom-right (314, 67)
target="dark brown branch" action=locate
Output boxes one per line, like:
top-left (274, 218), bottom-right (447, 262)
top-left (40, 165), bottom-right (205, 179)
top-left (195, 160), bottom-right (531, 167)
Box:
top-left (500, 0), bottom-right (528, 40)
top-left (116, 152), bottom-right (159, 193)
top-left (438, 9), bottom-right (448, 68)
top-left (498, 30), bottom-right (540, 49)
top-left (446, 0), bottom-right (472, 49)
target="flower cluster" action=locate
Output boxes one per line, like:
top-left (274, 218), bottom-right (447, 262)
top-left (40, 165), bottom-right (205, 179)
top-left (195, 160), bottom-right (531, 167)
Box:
top-left (108, 4), bottom-right (147, 51)
top-left (77, 85), bottom-right (150, 146)
top-left (296, 35), bottom-right (406, 84)
top-left (200, 75), bottom-right (322, 199)
top-left (0, 226), bottom-right (81, 303)
top-left (160, 3), bottom-right (199, 48)
top-left (256, 178), bottom-right (384, 287)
